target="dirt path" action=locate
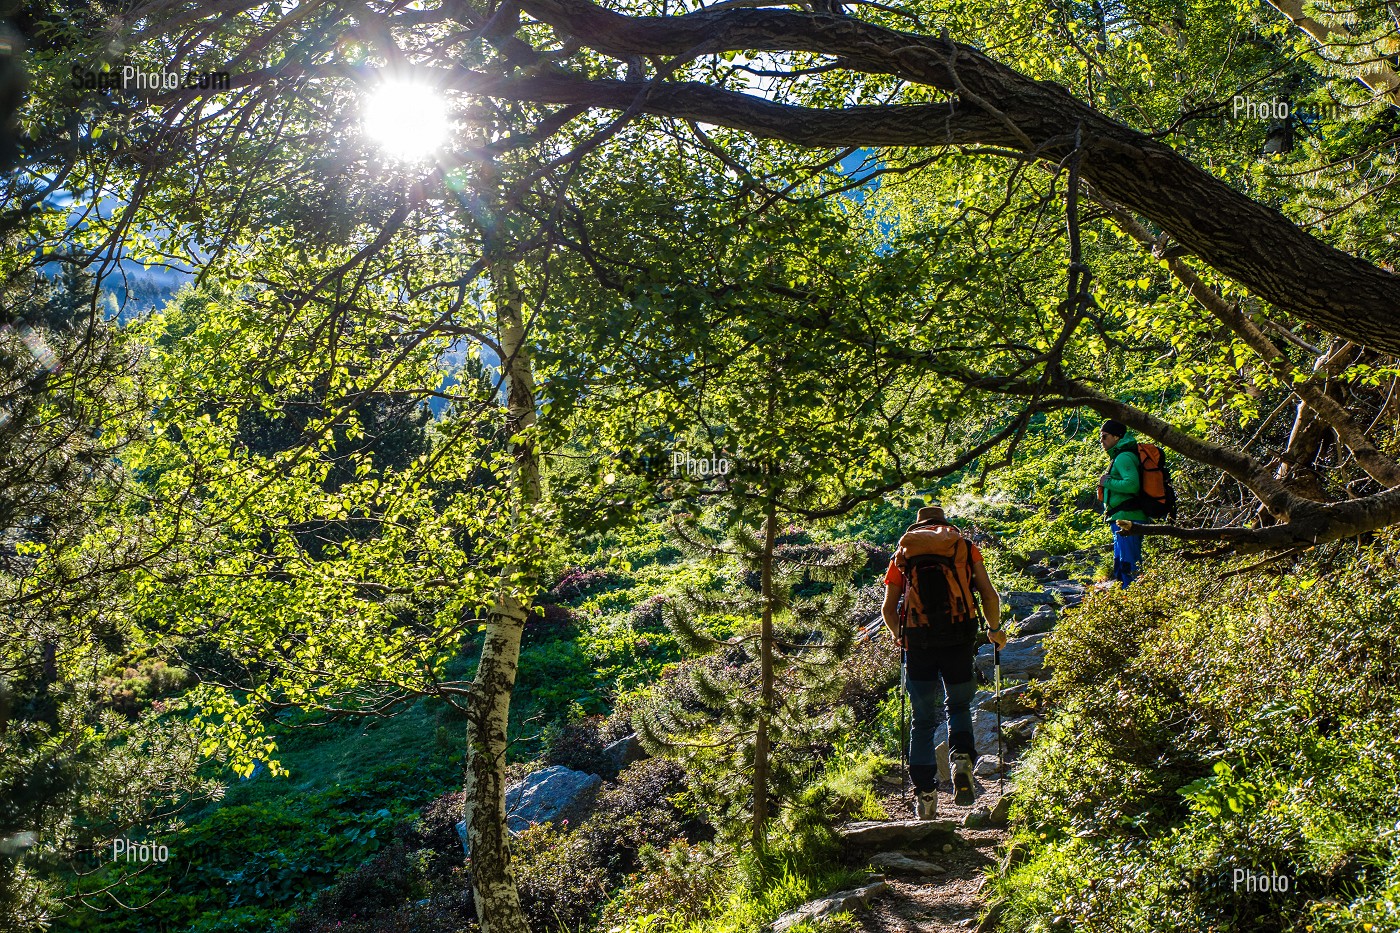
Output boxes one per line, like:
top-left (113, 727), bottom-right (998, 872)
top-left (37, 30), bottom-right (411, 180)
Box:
top-left (854, 783), bottom-right (1010, 933)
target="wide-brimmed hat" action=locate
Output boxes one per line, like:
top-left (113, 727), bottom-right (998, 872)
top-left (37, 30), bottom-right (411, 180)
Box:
top-left (910, 504), bottom-right (948, 527)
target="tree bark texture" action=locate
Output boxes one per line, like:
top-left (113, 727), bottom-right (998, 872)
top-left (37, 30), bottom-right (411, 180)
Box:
top-left (463, 256), bottom-right (538, 933)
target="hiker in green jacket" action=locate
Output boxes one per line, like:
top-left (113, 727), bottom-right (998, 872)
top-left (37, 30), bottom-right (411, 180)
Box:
top-left (1099, 420), bottom-right (1148, 587)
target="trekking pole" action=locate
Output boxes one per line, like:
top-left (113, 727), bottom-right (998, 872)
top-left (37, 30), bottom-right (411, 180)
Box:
top-left (900, 646), bottom-right (909, 812)
top-left (896, 567), bottom-right (912, 817)
top-left (994, 643), bottom-right (1004, 796)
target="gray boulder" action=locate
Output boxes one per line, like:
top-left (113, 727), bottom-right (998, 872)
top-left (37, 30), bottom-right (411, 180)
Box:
top-left (989, 794), bottom-right (1013, 826)
top-left (1014, 608), bottom-right (1057, 636)
top-left (1002, 714), bottom-right (1040, 746)
top-left (978, 683), bottom-right (1035, 716)
top-left (976, 633), bottom-right (1048, 682)
top-left (505, 765), bottom-right (602, 833)
top-left (454, 764), bottom-right (605, 854)
top-left (972, 708), bottom-right (1003, 756)
top-left (869, 852), bottom-right (946, 875)
top-left (603, 733), bottom-right (648, 773)
top-left (837, 819), bottom-right (958, 849)
top-left (1004, 591), bottom-right (1055, 617)
top-left (1047, 581), bottom-right (1086, 606)
top-left (973, 755), bottom-right (1003, 777)
top-left (771, 881), bottom-right (887, 932)
top-left (935, 737), bottom-right (951, 784)
top-left (935, 703), bottom-right (1000, 767)
top-left (963, 806), bottom-right (991, 829)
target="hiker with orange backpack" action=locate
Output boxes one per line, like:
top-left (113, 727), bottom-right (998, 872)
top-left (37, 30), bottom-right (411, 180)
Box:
top-left (1097, 419), bottom-right (1177, 588)
top-left (880, 504), bottom-right (1004, 820)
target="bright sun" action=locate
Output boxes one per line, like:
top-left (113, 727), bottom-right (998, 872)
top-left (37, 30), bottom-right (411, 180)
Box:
top-left (363, 79), bottom-right (451, 161)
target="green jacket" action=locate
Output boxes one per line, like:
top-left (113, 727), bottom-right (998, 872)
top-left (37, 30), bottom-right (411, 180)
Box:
top-left (1102, 433), bottom-right (1149, 522)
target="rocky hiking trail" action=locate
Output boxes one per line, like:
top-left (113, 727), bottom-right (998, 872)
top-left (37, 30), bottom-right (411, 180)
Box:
top-left (771, 783), bottom-right (1013, 933)
top-left (861, 786), bottom-right (1012, 933)
top-left (771, 550), bottom-right (1099, 933)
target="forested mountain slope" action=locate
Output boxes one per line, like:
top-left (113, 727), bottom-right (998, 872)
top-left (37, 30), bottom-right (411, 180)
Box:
top-left (5, 0), bottom-right (1400, 930)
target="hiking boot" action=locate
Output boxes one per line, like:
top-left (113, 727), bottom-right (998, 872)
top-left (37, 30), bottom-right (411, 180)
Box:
top-left (915, 790), bottom-right (938, 821)
top-left (952, 753), bottom-right (976, 806)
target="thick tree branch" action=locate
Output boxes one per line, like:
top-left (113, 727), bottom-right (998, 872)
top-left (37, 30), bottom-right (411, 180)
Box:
top-left (912, 357), bottom-right (1400, 554)
top-left (468, 0), bottom-right (1400, 354)
top-left (917, 357), bottom-right (1302, 518)
top-left (1115, 478), bottom-right (1400, 553)
top-left (1047, 376), bottom-right (1312, 522)
top-left (455, 71), bottom-right (1008, 146)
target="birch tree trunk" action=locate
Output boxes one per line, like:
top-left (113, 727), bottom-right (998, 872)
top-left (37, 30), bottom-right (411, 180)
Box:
top-left (463, 254), bottom-right (538, 933)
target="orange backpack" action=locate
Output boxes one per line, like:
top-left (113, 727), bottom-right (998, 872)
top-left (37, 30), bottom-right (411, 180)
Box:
top-left (894, 525), bottom-right (979, 643)
top-left (1097, 442), bottom-right (1178, 519)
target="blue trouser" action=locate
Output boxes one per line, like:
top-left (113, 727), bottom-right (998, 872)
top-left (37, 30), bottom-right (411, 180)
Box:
top-left (904, 642), bottom-right (977, 792)
top-left (1110, 520), bottom-right (1143, 587)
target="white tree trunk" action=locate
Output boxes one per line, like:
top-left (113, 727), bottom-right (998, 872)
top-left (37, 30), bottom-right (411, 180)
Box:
top-left (464, 257), bottom-right (538, 933)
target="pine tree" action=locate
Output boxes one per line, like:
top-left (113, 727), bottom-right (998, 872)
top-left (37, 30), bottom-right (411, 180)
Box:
top-left (638, 509), bottom-right (865, 849)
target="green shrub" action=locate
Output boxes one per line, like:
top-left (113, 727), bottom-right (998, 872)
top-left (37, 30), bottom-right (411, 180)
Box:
top-left (833, 636), bottom-right (900, 727)
top-left (1006, 506), bottom-right (1109, 557)
top-left (512, 758), bottom-right (702, 930)
top-left (547, 567), bottom-right (628, 603)
top-left (517, 638), bottom-right (606, 722)
top-left (523, 603), bottom-right (582, 647)
top-left (632, 595), bottom-right (672, 631)
top-left (515, 822), bottom-right (613, 931)
top-left (778, 743), bottom-right (893, 836)
top-left (602, 826), bottom-right (864, 933)
top-left (54, 760), bottom-right (456, 933)
top-left (410, 790), bottom-right (469, 864)
top-left (99, 657), bottom-right (195, 717)
top-left (301, 897), bottom-right (471, 933)
top-left (598, 839), bottom-right (730, 929)
top-left (990, 546), bottom-right (1400, 932)
top-left (296, 841), bottom-right (429, 924)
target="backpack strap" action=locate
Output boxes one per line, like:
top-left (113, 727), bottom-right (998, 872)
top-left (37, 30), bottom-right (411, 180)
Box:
top-left (896, 547), bottom-right (909, 644)
top-left (1106, 495), bottom-right (1149, 518)
top-left (954, 537), bottom-right (978, 621)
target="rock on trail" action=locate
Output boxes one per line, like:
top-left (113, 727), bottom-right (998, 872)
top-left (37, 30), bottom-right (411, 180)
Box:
top-left (771, 880), bottom-right (889, 932)
top-left (976, 632), bottom-right (1048, 681)
top-left (837, 819), bottom-right (959, 850)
